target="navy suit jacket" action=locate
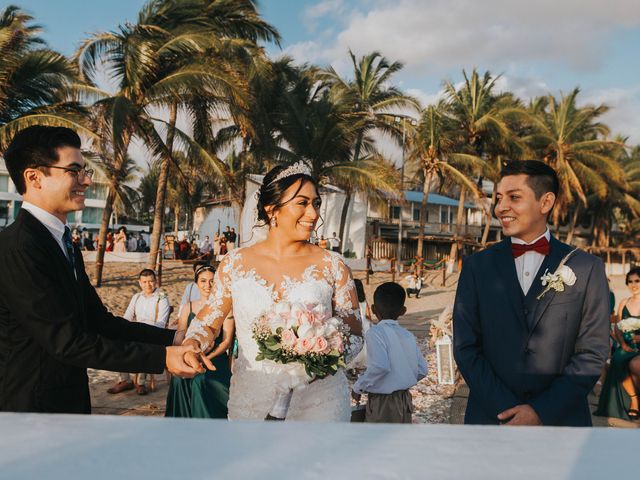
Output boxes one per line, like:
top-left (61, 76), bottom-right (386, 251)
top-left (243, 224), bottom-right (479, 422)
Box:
top-left (453, 236), bottom-right (610, 426)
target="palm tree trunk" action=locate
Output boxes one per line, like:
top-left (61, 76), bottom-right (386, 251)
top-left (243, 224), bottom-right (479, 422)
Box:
top-left (174, 205), bottom-right (180, 236)
top-left (565, 205), bottom-right (580, 244)
top-left (148, 102), bottom-right (178, 269)
top-left (449, 188), bottom-right (466, 268)
top-left (94, 188), bottom-right (116, 287)
top-left (416, 170), bottom-right (432, 262)
top-left (337, 190), bottom-right (351, 253)
top-left (338, 131), bottom-right (365, 253)
top-left (481, 189), bottom-right (497, 246)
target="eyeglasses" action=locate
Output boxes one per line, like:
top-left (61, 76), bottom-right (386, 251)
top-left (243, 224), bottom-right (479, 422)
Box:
top-left (36, 165), bottom-right (94, 180)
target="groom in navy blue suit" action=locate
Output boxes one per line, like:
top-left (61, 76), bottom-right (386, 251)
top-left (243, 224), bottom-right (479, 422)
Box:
top-left (453, 161), bottom-right (609, 426)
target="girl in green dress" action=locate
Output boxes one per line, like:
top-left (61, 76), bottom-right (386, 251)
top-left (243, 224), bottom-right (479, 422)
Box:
top-left (595, 267), bottom-right (640, 421)
top-left (166, 265), bottom-right (234, 418)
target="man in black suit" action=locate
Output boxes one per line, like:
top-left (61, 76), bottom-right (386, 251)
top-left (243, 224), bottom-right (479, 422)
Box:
top-left (0, 126), bottom-right (205, 414)
top-left (453, 160), bottom-right (609, 426)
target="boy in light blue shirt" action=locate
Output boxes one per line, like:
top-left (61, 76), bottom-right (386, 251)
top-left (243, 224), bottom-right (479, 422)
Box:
top-left (353, 282), bottom-right (428, 423)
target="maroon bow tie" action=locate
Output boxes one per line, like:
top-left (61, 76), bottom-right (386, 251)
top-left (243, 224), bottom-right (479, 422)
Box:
top-left (511, 237), bottom-right (550, 258)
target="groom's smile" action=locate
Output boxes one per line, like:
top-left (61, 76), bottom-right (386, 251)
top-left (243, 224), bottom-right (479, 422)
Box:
top-left (495, 173), bottom-right (555, 243)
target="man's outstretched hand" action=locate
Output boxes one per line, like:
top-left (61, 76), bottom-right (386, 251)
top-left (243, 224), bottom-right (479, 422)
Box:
top-left (498, 404), bottom-right (542, 426)
top-left (166, 344), bottom-right (206, 377)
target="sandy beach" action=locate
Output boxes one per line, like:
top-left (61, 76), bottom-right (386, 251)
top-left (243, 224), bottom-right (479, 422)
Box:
top-left (86, 260), bottom-right (630, 424)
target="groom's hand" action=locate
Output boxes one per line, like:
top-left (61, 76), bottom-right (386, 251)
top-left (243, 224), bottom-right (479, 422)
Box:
top-left (166, 344), bottom-right (205, 377)
top-left (497, 404), bottom-right (542, 426)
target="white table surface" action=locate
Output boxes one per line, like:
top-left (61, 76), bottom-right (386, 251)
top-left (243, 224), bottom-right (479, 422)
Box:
top-left (0, 413), bottom-right (636, 480)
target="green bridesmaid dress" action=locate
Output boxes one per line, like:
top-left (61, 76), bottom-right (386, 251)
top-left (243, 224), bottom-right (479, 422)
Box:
top-left (594, 306), bottom-right (640, 421)
top-left (165, 304), bottom-right (231, 418)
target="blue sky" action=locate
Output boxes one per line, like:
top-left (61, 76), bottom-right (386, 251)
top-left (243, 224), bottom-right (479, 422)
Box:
top-left (14, 0), bottom-right (640, 144)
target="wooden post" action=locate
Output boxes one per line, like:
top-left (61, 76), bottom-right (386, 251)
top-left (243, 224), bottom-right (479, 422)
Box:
top-left (366, 246), bottom-right (372, 285)
top-left (606, 250), bottom-right (611, 277)
top-left (391, 257), bottom-right (396, 283)
top-left (442, 255), bottom-right (447, 287)
top-left (623, 250), bottom-right (628, 275)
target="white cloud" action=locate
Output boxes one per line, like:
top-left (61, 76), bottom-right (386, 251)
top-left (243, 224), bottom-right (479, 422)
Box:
top-left (582, 85), bottom-right (640, 144)
top-left (405, 88), bottom-right (442, 108)
top-left (288, 0), bottom-right (640, 74)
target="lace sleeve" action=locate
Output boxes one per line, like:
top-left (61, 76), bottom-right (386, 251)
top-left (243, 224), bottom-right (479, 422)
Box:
top-left (330, 253), bottom-right (363, 362)
top-left (185, 254), bottom-right (233, 352)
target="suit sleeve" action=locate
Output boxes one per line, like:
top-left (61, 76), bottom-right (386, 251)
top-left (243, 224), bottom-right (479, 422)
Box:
top-left (76, 253), bottom-right (174, 347)
top-left (1, 245), bottom-right (169, 373)
top-left (453, 257), bottom-right (520, 418)
top-left (528, 257), bottom-right (610, 425)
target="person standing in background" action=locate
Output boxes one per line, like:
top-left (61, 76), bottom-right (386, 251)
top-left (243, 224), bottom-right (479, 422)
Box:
top-left (107, 269), bottom-right (171, 396)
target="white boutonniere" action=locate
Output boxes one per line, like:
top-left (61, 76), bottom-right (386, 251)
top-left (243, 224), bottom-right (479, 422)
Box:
top-left (537, 249), bottom-right (578, 300)
top-left (156, 290), bottom-right (167, 300)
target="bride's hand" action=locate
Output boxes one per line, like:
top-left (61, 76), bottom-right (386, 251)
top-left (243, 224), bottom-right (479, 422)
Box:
top-left (199, 353), bottom-right (216, 371)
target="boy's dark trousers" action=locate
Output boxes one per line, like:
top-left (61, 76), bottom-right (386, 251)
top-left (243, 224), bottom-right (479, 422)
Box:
top-left (365, 389), bottom-right (413, 423)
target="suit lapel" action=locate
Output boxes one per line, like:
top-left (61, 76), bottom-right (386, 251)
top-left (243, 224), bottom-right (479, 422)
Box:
top-left (528, 236), bottom-right (572, 333)
top-left (20, 210), bottom-right (82, 298)
top-left (493, 239), bottom-right (528, 329)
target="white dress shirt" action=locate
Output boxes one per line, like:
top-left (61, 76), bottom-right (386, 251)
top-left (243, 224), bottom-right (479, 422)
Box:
top-left (512, 228), bottom-right (550, 295)
top-left (353, 319), bottom-right (428, 394)
top-left (123, 290), bottom-right (171, 328)
top-left (21, 202), bottom-right (69, 260)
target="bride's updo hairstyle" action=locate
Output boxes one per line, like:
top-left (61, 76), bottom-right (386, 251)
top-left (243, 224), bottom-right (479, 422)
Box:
top-left (256, 162), bottom-right (320, 226)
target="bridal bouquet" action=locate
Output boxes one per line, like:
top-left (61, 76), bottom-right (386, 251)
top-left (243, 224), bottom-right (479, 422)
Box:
top-left (618, 317), bottom-right (640, 349)
top-left (252, 302), bottom-right (348, 419)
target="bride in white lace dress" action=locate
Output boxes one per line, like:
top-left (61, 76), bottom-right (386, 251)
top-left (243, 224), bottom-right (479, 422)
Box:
top-left (183, 162), bottom-right (363, 421)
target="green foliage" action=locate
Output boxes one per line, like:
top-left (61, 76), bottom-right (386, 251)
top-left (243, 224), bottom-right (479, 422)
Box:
top-left (254, 332), bottom-right (346, 380)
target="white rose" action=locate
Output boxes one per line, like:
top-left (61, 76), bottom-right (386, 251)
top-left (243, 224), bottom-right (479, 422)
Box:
top-left (268, 315), bottom-right (285, 330)
top-left (297, 323), bottom-right (316, 339)
top-left (558, 265), bottom-right (576, 286)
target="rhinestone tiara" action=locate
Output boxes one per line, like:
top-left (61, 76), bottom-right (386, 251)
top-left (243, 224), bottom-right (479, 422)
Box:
top-left (270, 160), bottom-right (312, 184)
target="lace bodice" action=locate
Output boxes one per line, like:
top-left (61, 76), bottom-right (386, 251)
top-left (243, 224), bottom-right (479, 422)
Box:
top-left (186, 247), bottom-right (361, 352)
top-left (185, 247), bottom-right (362, 421)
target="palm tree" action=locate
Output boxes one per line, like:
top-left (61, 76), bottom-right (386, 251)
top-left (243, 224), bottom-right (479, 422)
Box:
top-left (0, 6), bottom-right (90, 147)
top-left (584, 139), bottom-right (640, 247)
top-left (320, 51), bottom-right (419, 247)
top-left (407, 103), bottom-right (484, 265)
top-left (525, 88), bottom-right (624, 230)
top-left (275, 70), bottom-right (401, 219)
top-left (75, 6), bottom-right (251, 286)
top-left (138, 0), bottom-right (280, 270)
top-left (443, 69), bottom-right (525, 246)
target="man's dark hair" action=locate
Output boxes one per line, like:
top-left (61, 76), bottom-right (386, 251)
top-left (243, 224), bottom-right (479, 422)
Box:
top-left (499, 160), bottom-right (559, 199)
top-left (373, 282), bottom-right (405, 319)
top-left (3, 126), bottom-right (82, 194)
top-left (138, 268), bottom-right (156, 279)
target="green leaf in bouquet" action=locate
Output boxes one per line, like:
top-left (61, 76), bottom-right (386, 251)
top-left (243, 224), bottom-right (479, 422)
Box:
top-left (255, 353), bottom-right (265, 361)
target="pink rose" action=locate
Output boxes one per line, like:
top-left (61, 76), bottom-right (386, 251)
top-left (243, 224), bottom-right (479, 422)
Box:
top-left (296, 338), bottom-right (314, 355)
top-left (281, 329), bottom-right (296, 347)
top-left (313, 336), bottom-right (329, 354)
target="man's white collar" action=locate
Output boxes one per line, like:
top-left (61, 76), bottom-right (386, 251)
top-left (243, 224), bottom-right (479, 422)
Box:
top-left (22, 201), bottom-right (68, 237)
top-left (512, 228), bottom-right (550, 246)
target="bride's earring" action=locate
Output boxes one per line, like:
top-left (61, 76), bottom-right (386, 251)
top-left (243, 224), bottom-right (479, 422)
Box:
top-left (270, 216), bottom-right (277, 228)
